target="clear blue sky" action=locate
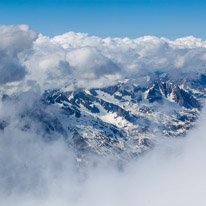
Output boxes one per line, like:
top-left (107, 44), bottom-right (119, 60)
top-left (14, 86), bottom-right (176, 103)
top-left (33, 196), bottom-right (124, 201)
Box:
top-left (0, 0), bottom-right (206, 39)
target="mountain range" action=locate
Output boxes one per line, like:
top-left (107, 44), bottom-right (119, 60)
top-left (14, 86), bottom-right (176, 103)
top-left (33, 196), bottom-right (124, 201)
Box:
top-left (1, 71), bottom-right (205, 162)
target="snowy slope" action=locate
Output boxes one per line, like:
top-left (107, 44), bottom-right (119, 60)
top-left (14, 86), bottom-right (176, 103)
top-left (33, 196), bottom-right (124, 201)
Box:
top-left (36, 72), bottom-right (205, 160)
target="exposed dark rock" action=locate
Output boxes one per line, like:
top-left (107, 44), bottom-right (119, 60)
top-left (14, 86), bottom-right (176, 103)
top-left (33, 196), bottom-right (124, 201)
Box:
top-left (147, 83), bottom-right (162, 103)
top-left (0, 120), bottom-right (7, 130)
top-left (172, 86), bottom-right (201, 110)
top-left (100, 85), bottom-right (119, 95)
top-left (72, 130), bottom-right (89, 151)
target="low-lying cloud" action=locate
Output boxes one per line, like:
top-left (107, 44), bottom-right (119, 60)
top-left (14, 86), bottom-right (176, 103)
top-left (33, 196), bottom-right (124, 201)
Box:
top-left (0, 92), bottom-right (206, 206)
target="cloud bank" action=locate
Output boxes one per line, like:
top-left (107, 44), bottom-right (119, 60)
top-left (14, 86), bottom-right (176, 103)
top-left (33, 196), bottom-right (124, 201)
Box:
top-left (1, 25), bottom-right (206, 94)
top-left (28, 33), bottom-right (206, 91)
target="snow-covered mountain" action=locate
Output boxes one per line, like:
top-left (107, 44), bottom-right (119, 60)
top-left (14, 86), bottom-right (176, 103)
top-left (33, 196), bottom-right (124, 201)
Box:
top-left (2, 71), bottom-right (202, 161)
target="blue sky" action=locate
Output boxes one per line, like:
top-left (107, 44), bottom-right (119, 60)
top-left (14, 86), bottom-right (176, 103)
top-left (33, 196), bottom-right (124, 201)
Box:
top-left (0, 0), bottom-right (206, 39)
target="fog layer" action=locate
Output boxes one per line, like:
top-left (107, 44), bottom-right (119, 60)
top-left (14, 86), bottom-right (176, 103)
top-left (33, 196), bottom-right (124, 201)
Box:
top-left (0, 94), bottom-right (206, 206)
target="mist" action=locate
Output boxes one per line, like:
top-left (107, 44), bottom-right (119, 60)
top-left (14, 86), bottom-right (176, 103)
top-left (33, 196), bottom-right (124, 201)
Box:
top-left (0, 93), bottom-right (206, 206)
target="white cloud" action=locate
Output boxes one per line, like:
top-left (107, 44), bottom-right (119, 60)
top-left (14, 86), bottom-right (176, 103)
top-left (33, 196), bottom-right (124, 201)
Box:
top-left (1, 25), bottom-right (206, 93)
top-left (25, 32), bottom-right (206, 92)
top-left (0, 25), bottom-right (37, 85)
